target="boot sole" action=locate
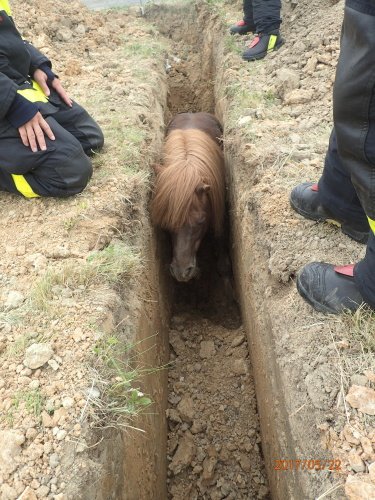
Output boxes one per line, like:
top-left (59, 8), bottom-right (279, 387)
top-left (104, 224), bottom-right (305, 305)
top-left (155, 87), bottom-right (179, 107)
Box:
top-left (290, 197), bottom-right (369, 245)
top-left (242, 40), bottom-right (283, 61)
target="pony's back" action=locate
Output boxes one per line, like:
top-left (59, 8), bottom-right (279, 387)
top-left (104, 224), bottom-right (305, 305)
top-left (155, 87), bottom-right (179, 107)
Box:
top-left (151, 115), bottom-right (225, 235)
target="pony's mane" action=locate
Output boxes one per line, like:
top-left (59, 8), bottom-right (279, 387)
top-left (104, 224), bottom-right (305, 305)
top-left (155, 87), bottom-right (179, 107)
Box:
top-left (151, 129), bottom-right (225, 235)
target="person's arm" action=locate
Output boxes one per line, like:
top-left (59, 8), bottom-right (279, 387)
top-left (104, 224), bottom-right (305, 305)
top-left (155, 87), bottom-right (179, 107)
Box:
top-left (24, 41), bottom-right (53, 78)
top-left (1, 71), bottom-right (55, 154)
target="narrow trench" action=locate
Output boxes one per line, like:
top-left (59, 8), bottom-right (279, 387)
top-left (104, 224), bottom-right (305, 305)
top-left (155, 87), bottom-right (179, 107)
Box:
top-left (148, 6), bottom-right (270, 499)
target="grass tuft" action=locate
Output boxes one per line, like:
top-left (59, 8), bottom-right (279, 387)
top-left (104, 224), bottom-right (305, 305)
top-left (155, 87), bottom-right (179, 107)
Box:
top-left (31, 242), bottom-right (142, 311)
top-left (84, 335), bottom-right (157, 428)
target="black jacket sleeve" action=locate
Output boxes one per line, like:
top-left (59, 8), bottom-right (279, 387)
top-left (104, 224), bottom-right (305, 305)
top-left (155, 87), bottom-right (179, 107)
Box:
top-left (0, 72), bottom-right (18, 120)
top-left (24, 41), bottom-right (52, 76)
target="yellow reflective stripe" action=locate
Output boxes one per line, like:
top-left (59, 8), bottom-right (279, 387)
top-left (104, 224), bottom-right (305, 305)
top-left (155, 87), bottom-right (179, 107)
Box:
top-left (11, 175), bottom-right (40, 198)
top-left (267, 35), bottom-right (277, 51)
top-left (0, 0), bottom-right (11, 15)
top-left (368, 217), bottom-right (375, 235)
top-left (17, 80), bottom-right (48, 103)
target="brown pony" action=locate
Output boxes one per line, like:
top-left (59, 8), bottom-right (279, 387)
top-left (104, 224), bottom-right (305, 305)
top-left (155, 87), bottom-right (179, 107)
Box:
top-left (151, 112), bottom-right (226, 282)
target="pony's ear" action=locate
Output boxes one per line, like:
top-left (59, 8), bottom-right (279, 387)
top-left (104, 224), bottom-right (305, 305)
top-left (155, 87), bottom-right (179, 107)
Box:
top-left (196, 183), bottom-right (211, 194)
top-left (151, 163), bottom-right (164, 175)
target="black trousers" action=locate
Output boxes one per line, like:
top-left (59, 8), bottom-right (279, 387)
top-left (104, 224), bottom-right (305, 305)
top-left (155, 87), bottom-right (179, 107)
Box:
top-left (318, 0), bottom-right (375, 308)
top-left (243, 0), bottom-right (282, 33)
top-left (0, 95), bottom-right (104, 198)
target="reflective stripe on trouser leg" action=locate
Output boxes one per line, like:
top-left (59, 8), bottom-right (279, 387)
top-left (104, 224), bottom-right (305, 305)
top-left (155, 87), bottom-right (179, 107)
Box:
top-left (0, 0), bottom-right (11, 15)
top-left (11, 175), bottom-right (40, 198)
top-left (368, 217), bottom-right (375, 234)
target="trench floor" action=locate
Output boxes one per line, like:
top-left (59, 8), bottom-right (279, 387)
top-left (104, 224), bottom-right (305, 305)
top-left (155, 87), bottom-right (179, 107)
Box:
top-left (165, 239), bottom-right (269, 500)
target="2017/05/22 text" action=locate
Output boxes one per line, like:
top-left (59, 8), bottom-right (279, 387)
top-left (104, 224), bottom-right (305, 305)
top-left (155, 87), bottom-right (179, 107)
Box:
top-left (274, 459), bottom-right (341, 471)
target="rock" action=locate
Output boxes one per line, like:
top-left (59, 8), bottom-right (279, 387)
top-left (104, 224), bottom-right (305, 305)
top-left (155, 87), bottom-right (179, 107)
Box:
top-left (361, 436), bottom-right (373, 455)
top-left (0, 430), bottom-right (25, 475)
top-left (231, 333), bottom-right (245, 348)
top-left (305, 364), bottom-right (338, 410)
top-left (48, 359), bottom-right (59, 371)
top-left (304, 56), bottom-right (318, 73)
top-left (56, 429), bottom-right (67, 441)
top-left (169, 331), bottom-right (185, 357)
top-left (49, 453), bottom-right (60, 468)
top-left (343, 424), bottom-right (360, 445)
top-left (177, 396), bottom-right (195, 423)
top-left (85, 386), bottom-right (100, 399)
top-left (238, 116), bottom-right (252, 126)
top-left (25, 443), bottom-right (44, 461)
top-left (239, 452), bottom-right (252, 472)
top-left (17, 486), bottom-right (37, 500)
top-left (232, 359), bottom-right (248, 376)
top-left (62, 397), bottom-right (74, 409)
top-left (284, 89), bottom-right (314, 105)
top-left (345, 475), bottom-right (375, 499)
top-left (56, 28), bottom-right (72, 42)
top-left (169, 432), bottom-right (196, 475)
top-left (36, 485), bottom-right (50, 498)
top-left (199, 341), bottom-right (216, 359)
top-left (24, 343), bottom-right (54, 369)
top-left (275, 68), bottom-right (300, 98)
top-left (346, 385), bottom-right (375, 415)
top-left (200, 456), bottom-right (217, 486)
top-left (26, 253), bottom-right (48, 272)
top-left (41, 410), bottom-right (54, 427)
top-left (5, 291), bottom-right (25, 310)
top-left (166, 408), bottom-right (182, 424)
top-left (350, 374), bottom-right (368, 387)
top-left (348, 451), bottom-right (365, 473)
top-left (191, 420), bottom-right (207, 434)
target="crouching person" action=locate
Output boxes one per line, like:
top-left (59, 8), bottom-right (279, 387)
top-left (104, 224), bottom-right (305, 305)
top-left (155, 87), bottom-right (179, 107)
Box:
top-left (0, 0), bottom-right (104, 198)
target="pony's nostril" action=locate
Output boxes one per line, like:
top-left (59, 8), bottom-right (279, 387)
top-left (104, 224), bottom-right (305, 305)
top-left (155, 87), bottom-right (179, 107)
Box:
top-left (184, 266), bottom-right (195, 278)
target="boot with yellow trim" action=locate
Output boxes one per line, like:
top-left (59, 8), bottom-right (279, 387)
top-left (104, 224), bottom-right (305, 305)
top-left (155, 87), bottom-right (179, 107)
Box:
top-left (242, 31), bottom-right (283, 61)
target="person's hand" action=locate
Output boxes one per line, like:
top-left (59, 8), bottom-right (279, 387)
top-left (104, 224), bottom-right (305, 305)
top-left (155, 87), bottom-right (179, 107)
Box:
top-left (33, 68), bottom-right (73, 107)
top-left (18, 112), bottom-right (55, 152)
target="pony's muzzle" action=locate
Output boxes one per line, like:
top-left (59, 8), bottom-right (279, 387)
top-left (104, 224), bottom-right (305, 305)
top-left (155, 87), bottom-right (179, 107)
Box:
top-left (170, 262), bottom-right (199, 282)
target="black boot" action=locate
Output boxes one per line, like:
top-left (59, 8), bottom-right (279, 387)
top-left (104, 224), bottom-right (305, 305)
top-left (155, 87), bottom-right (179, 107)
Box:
top-left (242, 32), bottom-right (283, 61)
top-left (230, 20), bottom-right (255, 35)
top-left (290, 182), bottom-right (369, 244)
top-left (297, 263), bottom-right (366, 314)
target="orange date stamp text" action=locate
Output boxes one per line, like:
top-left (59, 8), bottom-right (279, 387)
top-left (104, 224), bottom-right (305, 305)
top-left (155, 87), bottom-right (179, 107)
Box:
top-left (274, 459), bottom-right (341, 471)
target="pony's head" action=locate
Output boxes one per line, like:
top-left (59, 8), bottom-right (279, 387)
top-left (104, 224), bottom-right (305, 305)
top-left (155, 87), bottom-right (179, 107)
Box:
top-left (151, 129), bottom-right (225, 282)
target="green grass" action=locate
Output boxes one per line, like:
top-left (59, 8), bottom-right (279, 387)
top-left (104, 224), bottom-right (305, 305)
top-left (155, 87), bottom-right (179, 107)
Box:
top-left (88, 335), bottom-right (157, 427)
top-left (31, 242), bottom-right (142, 311)
top-left (2, 388), bottom-right (44, 426)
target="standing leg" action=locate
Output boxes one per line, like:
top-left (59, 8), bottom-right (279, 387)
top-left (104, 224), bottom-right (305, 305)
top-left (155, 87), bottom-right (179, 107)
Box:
top-left (295, 0), bottom-right (375, 312)
top-left (230, 0), bottom-right (255, 35)
top-left (242, 0), bottom-right (283, 61)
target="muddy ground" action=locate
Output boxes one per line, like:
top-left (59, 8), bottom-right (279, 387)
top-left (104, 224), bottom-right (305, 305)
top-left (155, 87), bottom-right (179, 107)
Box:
top-left (0, 0), bottom-right (374, 499)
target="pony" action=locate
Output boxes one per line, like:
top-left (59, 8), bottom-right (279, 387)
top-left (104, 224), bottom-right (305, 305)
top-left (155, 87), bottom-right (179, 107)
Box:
top-left (151, 112), bottom-right (226, 282)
